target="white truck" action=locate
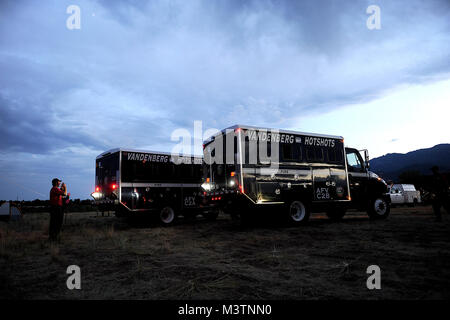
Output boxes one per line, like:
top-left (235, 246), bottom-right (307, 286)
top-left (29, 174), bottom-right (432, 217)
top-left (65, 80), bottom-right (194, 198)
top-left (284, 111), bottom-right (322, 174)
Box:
top-left (388, 184), bottom-right (421, 206)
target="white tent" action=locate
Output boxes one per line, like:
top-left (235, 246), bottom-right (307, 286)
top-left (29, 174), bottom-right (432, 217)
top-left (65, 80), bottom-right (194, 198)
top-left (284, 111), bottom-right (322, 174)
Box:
top-left (0, 202), bottom-right (22, 221)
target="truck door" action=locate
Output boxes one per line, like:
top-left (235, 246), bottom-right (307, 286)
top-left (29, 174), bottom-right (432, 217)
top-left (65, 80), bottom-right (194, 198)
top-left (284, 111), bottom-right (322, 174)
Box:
top-left (345, 148), bottom-right (369, 205)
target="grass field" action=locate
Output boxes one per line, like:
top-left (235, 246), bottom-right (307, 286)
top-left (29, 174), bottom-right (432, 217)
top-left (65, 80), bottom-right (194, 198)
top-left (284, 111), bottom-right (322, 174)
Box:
top-left (1, 205), bottom-right (449, 299)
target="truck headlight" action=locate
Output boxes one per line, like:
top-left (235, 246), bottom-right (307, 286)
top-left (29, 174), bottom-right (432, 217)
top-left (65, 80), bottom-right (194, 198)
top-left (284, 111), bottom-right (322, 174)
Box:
top-left (201, 182), bottom-right (212, 191)
top-left (91, 192), bottom-right (102, 200)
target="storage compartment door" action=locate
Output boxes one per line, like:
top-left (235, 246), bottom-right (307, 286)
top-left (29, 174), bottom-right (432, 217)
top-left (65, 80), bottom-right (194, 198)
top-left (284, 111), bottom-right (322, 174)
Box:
top-left (330, 167), bottom-right (349, 200)
top-left (313, 169), bottom-right (333, 201)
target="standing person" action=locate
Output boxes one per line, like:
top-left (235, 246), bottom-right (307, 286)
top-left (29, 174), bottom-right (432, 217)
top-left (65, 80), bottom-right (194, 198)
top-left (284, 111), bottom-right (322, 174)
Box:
top-left (430, 166), bottom-right (449, 222)
top-left (49, 178), bottom-right (67, 241)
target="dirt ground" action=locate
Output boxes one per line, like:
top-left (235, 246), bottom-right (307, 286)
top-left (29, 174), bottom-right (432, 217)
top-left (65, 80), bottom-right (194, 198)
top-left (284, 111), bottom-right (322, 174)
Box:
top-left (1, 205), bottom-right (449, 300)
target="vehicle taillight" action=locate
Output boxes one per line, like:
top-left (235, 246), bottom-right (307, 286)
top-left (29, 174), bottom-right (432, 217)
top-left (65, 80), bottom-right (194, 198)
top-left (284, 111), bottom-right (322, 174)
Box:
top-left (95, 186), bottom-right (100, 192)
top-left (230, 171), bottom-right (235, 177)
top-left (112, 184), bottom-right (117, 190)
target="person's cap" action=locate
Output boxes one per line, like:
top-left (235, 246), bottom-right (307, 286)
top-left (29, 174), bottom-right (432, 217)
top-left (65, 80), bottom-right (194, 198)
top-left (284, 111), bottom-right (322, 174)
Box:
top-left (52, 178), bottom-right (61, 184)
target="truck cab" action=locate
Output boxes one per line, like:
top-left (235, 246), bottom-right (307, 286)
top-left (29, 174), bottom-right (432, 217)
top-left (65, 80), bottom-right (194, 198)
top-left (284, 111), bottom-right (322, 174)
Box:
top-left (345, 147), bottom-right (390, 215)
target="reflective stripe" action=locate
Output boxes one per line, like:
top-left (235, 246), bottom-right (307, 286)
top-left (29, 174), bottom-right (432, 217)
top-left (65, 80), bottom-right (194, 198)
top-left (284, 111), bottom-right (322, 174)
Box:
top-left (242, 167), bottom-right (347, 176)
top-left (348, 172), bottom-right (368, 177)
top-left (121, 182), bottom-right (201, 188)
top-left (242, 168), bottom-right (311, 175)
top-left (330, 171), bottom-right (345, 176)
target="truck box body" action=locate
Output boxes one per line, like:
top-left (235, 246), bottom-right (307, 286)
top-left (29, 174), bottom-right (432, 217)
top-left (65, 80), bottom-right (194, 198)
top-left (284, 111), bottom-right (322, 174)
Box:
top-left (202, 125), bottom-right (390, 221)
top-left (93, 148), bottom-right (204, 216)
top-left (203, 125), bottom-right (351, 210)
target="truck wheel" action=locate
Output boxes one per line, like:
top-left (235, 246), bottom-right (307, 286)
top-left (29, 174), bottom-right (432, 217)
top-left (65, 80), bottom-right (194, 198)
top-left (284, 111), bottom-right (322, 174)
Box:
top-left (367, 197), bottom-right (390, 220)
top-left (326, 208), bottom-right (346, 221)
top-left (160, 206), bottom-right (176, 225)
top-left (287, 200), bottom-right (310, 225)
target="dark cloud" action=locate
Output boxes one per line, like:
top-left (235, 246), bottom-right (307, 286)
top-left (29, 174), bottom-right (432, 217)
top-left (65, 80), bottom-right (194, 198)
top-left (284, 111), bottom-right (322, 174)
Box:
top-left (0, 92), bottom-right (105, 154)
top-left (0, 95), bottom-right (53, 153)
top-left (0, 54), bottom-right (104, 154)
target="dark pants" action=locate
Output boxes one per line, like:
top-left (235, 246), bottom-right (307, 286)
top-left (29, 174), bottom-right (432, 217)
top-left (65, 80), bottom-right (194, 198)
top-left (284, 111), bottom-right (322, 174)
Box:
top-left (49, 205), bottom-right (64, 241)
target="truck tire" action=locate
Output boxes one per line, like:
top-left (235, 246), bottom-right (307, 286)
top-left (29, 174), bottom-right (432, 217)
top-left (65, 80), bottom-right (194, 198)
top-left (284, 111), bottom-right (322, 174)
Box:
top-left (326, 208), bottom-right (346, 221)
top-left (367, 197), bottom-right (390, 220)
top-left (160, 206), bottom-right (176, 225)
top-left (287, 200), bottom-right (310, 225)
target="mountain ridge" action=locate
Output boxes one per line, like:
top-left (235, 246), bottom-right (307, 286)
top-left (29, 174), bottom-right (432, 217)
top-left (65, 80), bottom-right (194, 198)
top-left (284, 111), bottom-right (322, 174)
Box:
top-left (369, 143), bottom-right (450, 181)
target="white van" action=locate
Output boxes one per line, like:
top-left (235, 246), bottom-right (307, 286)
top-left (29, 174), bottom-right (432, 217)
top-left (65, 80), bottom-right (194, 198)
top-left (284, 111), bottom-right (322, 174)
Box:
top-left (388, 184), bottom-right (421, 206)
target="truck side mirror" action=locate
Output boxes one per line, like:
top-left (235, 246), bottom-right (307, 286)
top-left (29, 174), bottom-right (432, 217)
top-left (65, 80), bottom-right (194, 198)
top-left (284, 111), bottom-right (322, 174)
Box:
top-left (364, 150), bottom-right (370, 169)
top-left (359, 149), bottom-right (370, 169)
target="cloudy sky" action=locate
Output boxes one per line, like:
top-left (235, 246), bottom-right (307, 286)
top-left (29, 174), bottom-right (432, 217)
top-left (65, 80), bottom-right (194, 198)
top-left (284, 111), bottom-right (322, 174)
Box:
top-left (0, 0), bottom-right (449, 200)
